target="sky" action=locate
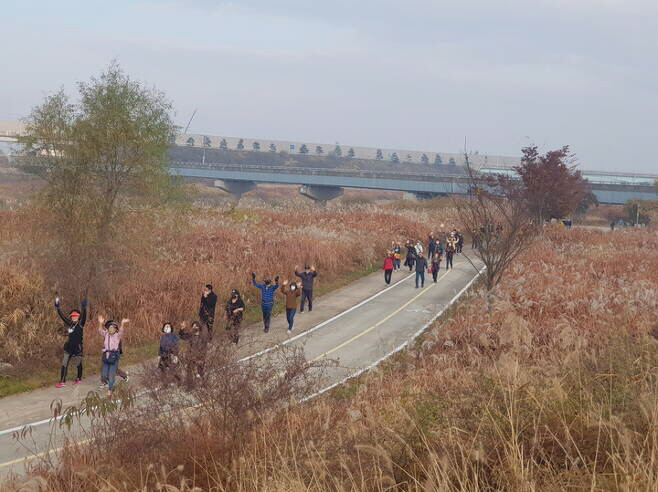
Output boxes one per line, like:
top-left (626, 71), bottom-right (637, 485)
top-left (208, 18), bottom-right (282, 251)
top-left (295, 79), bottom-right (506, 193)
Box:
top-left (2, 0), bottom-right (658, 173)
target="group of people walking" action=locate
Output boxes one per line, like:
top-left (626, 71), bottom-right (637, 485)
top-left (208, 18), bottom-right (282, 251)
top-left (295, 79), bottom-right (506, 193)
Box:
top-left (383, 231), bottom-right (464, 288)
top-left (53, 266), bottom-right (320, 395)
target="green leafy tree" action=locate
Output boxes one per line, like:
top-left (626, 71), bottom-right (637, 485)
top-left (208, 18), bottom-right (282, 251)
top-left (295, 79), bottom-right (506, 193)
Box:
top-left (219, 138), bottom-right (228, 151)
top-left (236, 138), bottom-right (245, 150)
top-left (434, 154), bottom-right (443, 165)
top-left (391, 152), bottom-right (400, 163)
top-left (448, 157), bottom-right (456, 165)
top-left (186, 136), bottom-right (195, 146)
top-left (376, 149), bottom-right (383, 160)
top-left (299, 144), bottom-right (309, 154)
top-left (315, 145), bottom-right (324, 155)
top-left (334, 145), bottom-right (342, 158)
top-left (269, 143), bottom-right (277, 153)
top-left (421, 153), bottom-right (429, 164)
top-left (347, 147), bottom-right (355, 159)
top-left (20, 62), bottom-right (177, 293)
top-left (252, 141), bottom-right (260, 151)
top-left (202, 136), bottom-right (211, 147)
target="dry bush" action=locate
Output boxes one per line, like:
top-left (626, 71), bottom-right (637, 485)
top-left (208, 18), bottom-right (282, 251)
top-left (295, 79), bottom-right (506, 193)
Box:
top-left (7, 342), bottom-right (328, 491)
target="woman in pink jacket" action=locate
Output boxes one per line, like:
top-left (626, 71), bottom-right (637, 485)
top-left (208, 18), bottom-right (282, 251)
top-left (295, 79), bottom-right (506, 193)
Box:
top-left (98, 316), bottom-right (129, 396)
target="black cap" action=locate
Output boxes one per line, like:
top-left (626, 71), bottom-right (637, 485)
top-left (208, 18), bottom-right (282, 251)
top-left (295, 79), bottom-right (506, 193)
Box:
top-left (205, 284), bottom-right (213, 291)
top-left (304, 265), bottom-right (310, 269)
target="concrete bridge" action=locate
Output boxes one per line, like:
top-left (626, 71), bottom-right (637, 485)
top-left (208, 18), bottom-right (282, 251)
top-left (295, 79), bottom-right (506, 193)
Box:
top-left (169, 162), bottom-right (658, 205)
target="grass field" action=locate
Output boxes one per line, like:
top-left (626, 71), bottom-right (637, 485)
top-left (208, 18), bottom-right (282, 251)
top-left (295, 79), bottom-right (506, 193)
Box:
top-left (5, 224), bottom-right (656, 490)
top-left (0, 178), bottom-right (455, 396)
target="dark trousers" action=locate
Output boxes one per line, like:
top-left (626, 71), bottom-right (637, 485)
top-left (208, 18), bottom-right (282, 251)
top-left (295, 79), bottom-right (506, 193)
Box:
top-left (202, 316), bottom-right (214, 340)
top-left (406, 257), bottom-right (415, 271)
top-left (300, 289), bottom-right (313, 312)
top-left (384, 269), bottom-right (393, 284)
top-left (262, 304), bottom-right (273, 332)
top-left (286, 308), bottom-right (297, 330)
top-left (394, 258), bottom-right (401, 269)
top-left (227, 317), bottom-right (241, 343)
top-left (60, 352), bottom-right (83, 382)
top-left (446, 254), bottom-right (453, 269)
top-left (432, 269), bottom-right (439, 282)
top-left (415, 271), bottom-right (425, 288)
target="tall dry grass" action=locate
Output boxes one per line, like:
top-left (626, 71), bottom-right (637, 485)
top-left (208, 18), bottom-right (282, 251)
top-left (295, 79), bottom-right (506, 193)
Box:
top-left (6, 226), bottom-right (657, 490)
top-left (0, 195), bottom-right (451, 370)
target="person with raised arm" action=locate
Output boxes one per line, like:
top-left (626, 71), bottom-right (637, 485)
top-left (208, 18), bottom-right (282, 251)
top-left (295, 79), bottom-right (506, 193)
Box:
top-left (252, 273), bottom-right (280, 333)
top-left (281, 280), bottom-right (301, 333)
top-left (97, 316), bottom-right (128, 396)
top-left (54, 296), bottom-right (88, 388)
top-left (294, 264), bottom-right (317, 313)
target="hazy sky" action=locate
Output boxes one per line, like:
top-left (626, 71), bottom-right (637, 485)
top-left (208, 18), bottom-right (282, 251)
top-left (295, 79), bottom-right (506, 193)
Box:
top-left (3, 0), bottom-right (657, 172)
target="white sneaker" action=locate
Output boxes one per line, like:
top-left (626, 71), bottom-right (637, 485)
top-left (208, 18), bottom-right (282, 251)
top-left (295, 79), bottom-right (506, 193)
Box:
top-left (99, 382), bottom-right (108, 389)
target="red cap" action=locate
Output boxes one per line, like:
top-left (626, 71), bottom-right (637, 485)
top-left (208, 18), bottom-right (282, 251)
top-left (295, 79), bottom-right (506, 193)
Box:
top-left (70, 310), bottom-right (81, 317)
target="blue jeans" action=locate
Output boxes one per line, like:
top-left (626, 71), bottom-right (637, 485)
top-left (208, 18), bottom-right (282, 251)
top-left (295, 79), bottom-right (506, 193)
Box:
top-left (415, 271), bottom-right (425, 288)
top-left (262, 303), bottom-right (273, 331)
top-left (101, 355), bottom-right (119, 390)
top-left (286, 308), bottom-right (297, 330)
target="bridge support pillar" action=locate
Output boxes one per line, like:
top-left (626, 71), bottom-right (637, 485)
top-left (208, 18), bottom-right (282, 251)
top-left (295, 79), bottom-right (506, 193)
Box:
top-left (299, 185), bottom-right (343, 203)
top-left (214, 180), bottom-right (256, 201)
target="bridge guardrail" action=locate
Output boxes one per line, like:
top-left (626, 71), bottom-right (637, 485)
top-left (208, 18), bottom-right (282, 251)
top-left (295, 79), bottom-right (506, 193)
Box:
top-left (169, 161), bottom-right (657, 189)
top-left (170, 161), bottom-right (470, 182)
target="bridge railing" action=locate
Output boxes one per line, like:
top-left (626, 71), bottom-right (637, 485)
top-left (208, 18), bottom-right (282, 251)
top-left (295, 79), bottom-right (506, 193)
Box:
top-left (170, 161), bottom-right (470, 182)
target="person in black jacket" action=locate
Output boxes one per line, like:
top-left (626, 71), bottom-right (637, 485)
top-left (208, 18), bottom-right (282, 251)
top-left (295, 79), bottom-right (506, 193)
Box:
top-left (199, 284), bottom-right (217, 341)
top-left (225, 289), bottom-right (245, 344)
top-left (54, 296), bottom-right (88, 388)
top-left (415, 253), bottom-right (428, 288)
top-left (295, 265), bottom-right (317, 312)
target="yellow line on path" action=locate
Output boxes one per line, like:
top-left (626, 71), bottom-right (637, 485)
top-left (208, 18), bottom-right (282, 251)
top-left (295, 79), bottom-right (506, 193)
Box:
top-left (310, 269), bottom-right (450, 362)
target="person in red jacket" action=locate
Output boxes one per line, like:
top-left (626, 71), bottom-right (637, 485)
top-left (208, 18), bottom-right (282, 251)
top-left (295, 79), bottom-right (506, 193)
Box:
top-left (382, 251), bottom-right (394, 285)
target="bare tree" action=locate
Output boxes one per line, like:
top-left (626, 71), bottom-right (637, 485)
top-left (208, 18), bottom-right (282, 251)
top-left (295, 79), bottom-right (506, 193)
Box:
top-left (455, 154), bottom-right (538, 307)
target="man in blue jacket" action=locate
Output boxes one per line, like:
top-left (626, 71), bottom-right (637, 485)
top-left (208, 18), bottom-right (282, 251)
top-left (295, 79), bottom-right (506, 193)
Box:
top-left (252, 273), bottom-right (280, 333)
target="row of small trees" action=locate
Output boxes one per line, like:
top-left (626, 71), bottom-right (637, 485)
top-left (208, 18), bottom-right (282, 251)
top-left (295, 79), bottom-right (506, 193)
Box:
top-left (185, 136), bottom-right (456, 165)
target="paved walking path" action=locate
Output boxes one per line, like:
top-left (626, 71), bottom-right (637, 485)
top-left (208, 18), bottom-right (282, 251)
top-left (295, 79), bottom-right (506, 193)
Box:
top-left (0, 254), bottom-right (482, 477)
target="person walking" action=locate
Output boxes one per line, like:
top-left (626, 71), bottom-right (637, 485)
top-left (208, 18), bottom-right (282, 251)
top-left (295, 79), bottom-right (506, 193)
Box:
top-left (295, 265), bottom-right (317, 313)
top-left (225, 289), bottom-right (245, 344)
top-left (456, 232), bottom-right (464, 254)
top-left (199, 284), bottom-right (217, 341)
top-left (54, 296), bottom-right (88, 388)
top-left (404, 241), bottom-right (416, 272)
top-left (446, 242), bottom-right (455, 270)
top-left (98, 317), bottom-right (128, 396)
top-left (428, 234), bottom-right (436, 258)
top-left (281, 280), bottom-right (301, 333)
top-left (158, 322), bottom-right (180, 380)
top-left (382, 252), bottom-right (394, 285)
top-left (415, 252), bottom-right (428, 288)
top-left (430, 252), bottom-right (441, 283)
top-left (179, 321), bottom-right (208, 385)
top-left (393, 242), bottom-right (402, 270)
top-left (415, 240), bottom-right (424, 257)
top-left (252, 273), bottom-right (280, 332)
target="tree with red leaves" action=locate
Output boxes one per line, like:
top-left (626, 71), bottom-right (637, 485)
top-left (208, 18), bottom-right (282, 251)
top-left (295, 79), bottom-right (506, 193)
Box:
top-left (515, 146), bottom-right (588, 223)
